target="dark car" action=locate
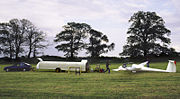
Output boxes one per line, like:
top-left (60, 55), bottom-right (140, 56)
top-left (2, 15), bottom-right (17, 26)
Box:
top-left (4, 62), bottom-right (32, 72)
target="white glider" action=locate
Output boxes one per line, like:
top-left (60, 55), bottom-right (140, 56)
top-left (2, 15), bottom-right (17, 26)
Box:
top-left (112, 60), bottom-right (176, 73)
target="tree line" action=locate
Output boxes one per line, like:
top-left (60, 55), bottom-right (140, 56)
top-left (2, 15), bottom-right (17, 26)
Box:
top-left (0, 20), bottom-right (115, 59)
top-left (0, 11), bottom-right (178, 60)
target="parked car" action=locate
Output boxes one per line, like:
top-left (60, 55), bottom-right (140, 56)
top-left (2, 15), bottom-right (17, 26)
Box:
top-left (4, 62), bottom-right (32, 72)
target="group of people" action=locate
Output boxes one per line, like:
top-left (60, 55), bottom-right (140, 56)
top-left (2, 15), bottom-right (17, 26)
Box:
top-left (94, 60), bottom-right (111, 73)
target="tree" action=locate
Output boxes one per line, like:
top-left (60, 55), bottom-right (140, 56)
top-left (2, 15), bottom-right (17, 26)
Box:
top-left (9, 19), bottom-right (26, 59)
top-left (0, 19), bottom-right (47, 59)
top-left (19, 19), bottom-right (34, 58)
top-left (0, 23), bottom-right (15, 59)
top-left (86, 29), bottom-right (115, 57)
top-left (31, 31), bottom-right (46, 58)
top-left (22, 19), bottom-right (47, 58)
top-left (54, 22), bottom-right (91, 58)
top-left (120, 11), bottom-right (172, 57)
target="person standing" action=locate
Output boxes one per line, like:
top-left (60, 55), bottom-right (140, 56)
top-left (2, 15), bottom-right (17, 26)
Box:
top-left (105, 60), bottom-right (110, 73)
top-left (122, 63), bottom-right (127, 68)
top-left (147, 58), bottom-right (150, 67)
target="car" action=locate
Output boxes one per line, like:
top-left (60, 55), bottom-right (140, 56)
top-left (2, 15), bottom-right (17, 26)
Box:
top-left (4, 62), bottom-right (32, 72)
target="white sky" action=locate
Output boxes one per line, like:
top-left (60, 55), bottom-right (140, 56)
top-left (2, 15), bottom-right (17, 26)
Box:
top-left (0, 0), bottom-right (180, 57)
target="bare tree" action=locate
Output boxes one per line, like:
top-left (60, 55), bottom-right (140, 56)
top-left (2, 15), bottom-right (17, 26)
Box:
top-left (0, 19), bottom-right (47, 59)
top-left (0, 23), bottom-right (15, 59)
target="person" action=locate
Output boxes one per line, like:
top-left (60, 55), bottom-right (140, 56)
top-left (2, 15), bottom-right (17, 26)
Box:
top-left (122, 63), bottom-right (127, 68)
top-left (105, 60), bottom-right (110, 73)
top-left (146, 58), bottom-right (150, 67)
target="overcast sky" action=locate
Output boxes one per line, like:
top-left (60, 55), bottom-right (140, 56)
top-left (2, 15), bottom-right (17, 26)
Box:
top-left (0, 0), bottom-right (180, 57)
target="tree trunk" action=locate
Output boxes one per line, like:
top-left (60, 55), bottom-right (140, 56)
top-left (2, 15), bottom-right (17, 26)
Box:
top-left (33, 44), bottom-right (37, 58)
top-left (27, 47), bottom-right (32, 58)
top-left (28, 43), bottom-right (32, 58)
top-left (33, 48), bottom-right (36, 58)
top-left (15, 47), bottom-right (19, 60)
top-left (9, 45), bottom-right (13, 59)
top-left (70, 35), bottom-right (74, 59)
top-left (70, 51), bottom-right (74, 59)
top-left (143, 49), bottom-right (147, 58)
top-left (70, 44), bottom-right (74, 58)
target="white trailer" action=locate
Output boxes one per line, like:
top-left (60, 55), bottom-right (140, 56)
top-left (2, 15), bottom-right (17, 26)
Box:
top-left (36, 58), bottom-right (89, 72)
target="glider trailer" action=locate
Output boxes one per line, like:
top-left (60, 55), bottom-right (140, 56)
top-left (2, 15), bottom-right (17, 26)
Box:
top-left (36, 58), bottom-right (89, 72)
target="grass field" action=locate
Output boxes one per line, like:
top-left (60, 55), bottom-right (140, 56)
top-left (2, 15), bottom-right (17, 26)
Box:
top-left (0, 62), bottom-right (180, 98)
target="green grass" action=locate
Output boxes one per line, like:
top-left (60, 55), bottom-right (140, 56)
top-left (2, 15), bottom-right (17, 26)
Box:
top-left (0, 62), bottom-right (180, 99)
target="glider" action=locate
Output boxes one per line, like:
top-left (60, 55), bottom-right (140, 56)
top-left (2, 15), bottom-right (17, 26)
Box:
top-left (112, 60), bottom-right (176, 73)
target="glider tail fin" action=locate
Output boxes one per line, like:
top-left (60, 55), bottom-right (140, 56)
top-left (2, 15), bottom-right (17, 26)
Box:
top-left (37, 58), bottom-right (43, 69)
top-left (37, 58), bottom-right (43, 62)
top-left (166, 60), bottom-right (176, 72)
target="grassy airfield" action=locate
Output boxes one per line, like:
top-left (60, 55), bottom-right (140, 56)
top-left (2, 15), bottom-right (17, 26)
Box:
top-left (0, 62), bottom-right (180, 98)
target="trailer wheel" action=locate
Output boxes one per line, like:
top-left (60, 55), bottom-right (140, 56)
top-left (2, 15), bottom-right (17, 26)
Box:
top-left (31, 67), bottom-right (35, 72)
top-left (55, 68), bottom-right (61, 73)
top-left (6, 69), bottom-right (9, 72)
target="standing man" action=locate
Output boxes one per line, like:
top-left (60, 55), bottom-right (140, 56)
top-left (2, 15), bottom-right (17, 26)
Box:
top-left (105, 60), bottom-right (110, 73)
top-left (146, 58), bottom-right (150, 67)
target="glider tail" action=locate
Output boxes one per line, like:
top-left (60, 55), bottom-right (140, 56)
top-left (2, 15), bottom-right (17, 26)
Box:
top-left (37, 58), bottom-right (43, 62)
top-left (166, 60), bottom-right (176, 72)
top-left (36, 58), bottom-right (43, 69)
